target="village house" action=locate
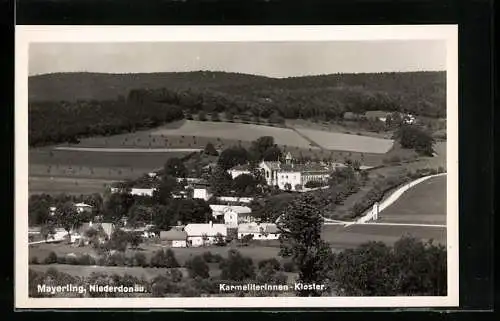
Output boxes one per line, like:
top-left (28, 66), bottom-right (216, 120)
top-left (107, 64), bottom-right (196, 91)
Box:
top-left (74, 202), bottom-right (93, 214)
top-left (184, 222), bottom-right (227, 247)
top-left (237, 222), bottom-right (280, 240)
top-left (216, 196), bottom-right (254, 204)
top-left (130, 187), bottom-right (157, 197)
top-left (159, 229), bottom-right (188, 248)
top-left (228, 164), bottom-right (252, 179)
top-left (209, 205), bottom-right (254, 228)
top-left (193, 187), bottom-right (213, 201)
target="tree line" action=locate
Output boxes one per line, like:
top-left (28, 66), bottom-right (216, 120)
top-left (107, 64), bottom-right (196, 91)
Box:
top-left (29, 99), bottom-right (184, 147)
top-left (29, 234), bottom-right (446, 297)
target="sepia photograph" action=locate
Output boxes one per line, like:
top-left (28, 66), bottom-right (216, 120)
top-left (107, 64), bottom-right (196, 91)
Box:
top-left (15, 25), bottom-right (458, 308)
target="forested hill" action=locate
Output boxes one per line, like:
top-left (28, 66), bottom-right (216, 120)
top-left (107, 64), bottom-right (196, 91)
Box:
top-left (28, 71), bottom-right (446, 147)
top-left (29, 71), bottom-right (445, 106)
top-left (28, 71), bottom-right (272, 102)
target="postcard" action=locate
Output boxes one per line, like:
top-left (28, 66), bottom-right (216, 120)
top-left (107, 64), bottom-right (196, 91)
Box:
top-left (15, 25), bottom-right (458, 309)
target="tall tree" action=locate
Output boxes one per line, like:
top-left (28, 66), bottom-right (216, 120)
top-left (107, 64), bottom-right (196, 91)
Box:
top-left (250, 136), bottom-right (275, 161)
top-left (277, 193), bottom-right (331, 296)
top-left (54, 202), bottom-right (85, 243)
top-left (217, 146), bottom-right (251, 170)
top-left (164, 157), bottom-right (187, 178)
top-left (209, 166), bottom-right (234, 196)
top-left (154, 175), bottom-right (178, 205)
top-left (203, 142), bottom-right (219, 156)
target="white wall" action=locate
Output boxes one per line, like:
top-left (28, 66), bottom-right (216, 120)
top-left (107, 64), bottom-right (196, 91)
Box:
top-left (229, 169), bottom-right (251, 180)
top-left (277, 171), bottom-right (302, 191)
top-left (238, 232), bottom-right (280, 240)
top-left (130, 188), bottom-right (156, 196)
top-left (172, 240), bottom-right (187, 248)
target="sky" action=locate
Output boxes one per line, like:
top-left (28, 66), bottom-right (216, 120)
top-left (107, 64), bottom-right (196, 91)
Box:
top-left (29, 41), bottom-right (446, 78)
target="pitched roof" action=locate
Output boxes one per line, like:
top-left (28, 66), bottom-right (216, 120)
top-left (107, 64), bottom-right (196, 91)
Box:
top-left (209, 205), bottom-right (252, 215)
top-left (261, 161), bottom-right (281, 170)
top-left (365, 110), bottom-right (391, 119)
top-left (278, 163), bottom-right (333, 174)
top-left (74, 203), bottom-right (92, 208)
top-left (184, 223), bottom-right (227, 237)
top-left (238, 223), bottom-right (279, 234)
top-left (230, 164), bottom-right (251, 171)
top-left (160, 229), bottom-right (188, 241)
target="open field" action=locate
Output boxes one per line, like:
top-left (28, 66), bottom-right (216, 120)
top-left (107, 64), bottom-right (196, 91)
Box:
top-left (29, 264), bottom-right (189, 280)
top-left (286, 119), bottom-right (392, 139)
top-left (151, 120), bottom-right (317, 149)
top-left (321, 223), bottom-right (446, 248)
top-left (29, 176), bottom-right (115, 195)
top-left (293, 127), bottom-right (394, 154)
top-left (28, 242), bottom-right (284, 267)
top-left (379, 175), bottom-right (447, 225)
top-left (30, 149), bottom-right (188, 171)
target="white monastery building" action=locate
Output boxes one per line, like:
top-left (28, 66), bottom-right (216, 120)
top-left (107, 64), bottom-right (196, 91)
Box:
top-left (228, 152), bottom-right (334, 192)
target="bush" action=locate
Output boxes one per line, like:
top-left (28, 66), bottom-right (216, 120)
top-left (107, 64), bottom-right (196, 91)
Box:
top-left (304, 180), bottom-right (324, 188)
top-left (211, 113), bottom-right (221, 122)
top-left (219, 249), bottom-right (255, 281)
top-left (258, 258), bottom-right (281, 271)
top-left (150, 249), bottom-right (179, 268)
top-left (212, 254), bottom-right (224, 263)
top-left (30, 256), bottom-right (39, 264)
top-left (134, 252), bottom-right (148, 267)
top-left (108, 252), bottom-right (126, 266)
top-left (202, 251), bottom-right (214, 263)
top-left (44, 251), bottom-right (58, 264)
top-left (77, 254), bottom-right (95, 265)
top-left (198, 111), bottom-right (207, 121)
top-left (282, 261), bottom-right (296, 272)
top-left (437, 166), bottom-right (445, 173)
top-left (186, 255), bottom-right (210, 279)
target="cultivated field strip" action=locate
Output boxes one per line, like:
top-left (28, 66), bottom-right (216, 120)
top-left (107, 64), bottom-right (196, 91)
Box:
top-left (151, 121), bottom-right (317, 149)
top-left (293, 128), bottom-right (394, 153)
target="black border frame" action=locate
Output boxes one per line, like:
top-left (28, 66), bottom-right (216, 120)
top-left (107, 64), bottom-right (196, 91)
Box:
top-left (7, 0), bottom-right (496, 316)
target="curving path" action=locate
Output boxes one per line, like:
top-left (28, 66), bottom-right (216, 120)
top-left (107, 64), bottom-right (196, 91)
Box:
top-left (350, 173), bottom-right (447, 226)
top-left (322, 173), bottom-right (447, 227)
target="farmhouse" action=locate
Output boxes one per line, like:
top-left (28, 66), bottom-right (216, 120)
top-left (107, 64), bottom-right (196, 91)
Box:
top-left (130, 188), bottom-right (157, 197)
top-left (216, 196), bottom-right (254, 204)
top-left (74, 202), bottom-right (93, 214)
top-left (160, 229), bottom-right (188, 248)
top-left (229, 152), bottom-right (333, 192)
top-left (193, 187), bottom-right (213, 201)
top-left (209, 205), bottom-right (254, 228)
top-left (365, 110), bottom-right (391, 122)
top-left (184, 222), bottom-right (227, 247)
top-left (238, 223), bottom-right (280, 240)
top-left (228, 165), bottom-right (252, 179)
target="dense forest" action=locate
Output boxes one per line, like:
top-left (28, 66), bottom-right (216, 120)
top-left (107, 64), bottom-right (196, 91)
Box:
top-left (29, 100), bottom-right (184, 146)
top-left (29, 71), bottom-right (446, 147)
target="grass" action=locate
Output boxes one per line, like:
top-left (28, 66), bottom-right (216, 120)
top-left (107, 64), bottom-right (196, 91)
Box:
top-left (29, 176), bottom-right (114, 195)
top-left (30, 149), bottom-right (189, 172)
top-left (378, 175), bottom-right (447, 225)
top-left (151, 120), bottom-right (316, 149)
top-left (28, 242), bottom-right (283, 267)
top-left (293, 127), bottom-right (394, 154)
top-left (321, 224), bottom-right (446, 248)
top-left (29, 264), bottom-right (188, 280)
